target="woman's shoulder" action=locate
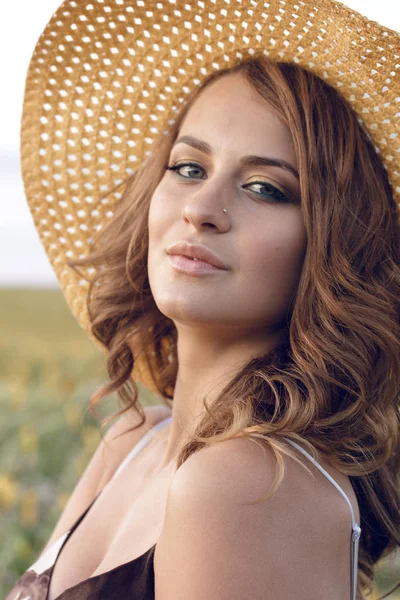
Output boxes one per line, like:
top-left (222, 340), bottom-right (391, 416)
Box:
top-left (156, 436), bottom-right (353, 598)
top-left (168, 434), bottom-right (354, 535)
top-left (40, 404), bottom-right (170, 554)
top-left (98, 403), bottom-right (172, 486)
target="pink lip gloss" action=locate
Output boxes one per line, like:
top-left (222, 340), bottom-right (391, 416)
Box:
top-left (167, 254), bottom-right (226, 275)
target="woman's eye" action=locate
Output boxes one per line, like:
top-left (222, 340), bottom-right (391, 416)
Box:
top-left (165, 161), bottom-right (205, 180)
top-left (164, 161), bottom-right (292, 204)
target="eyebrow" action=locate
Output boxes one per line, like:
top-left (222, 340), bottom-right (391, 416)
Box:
top-left (172, 135), bottom-right (299, 181)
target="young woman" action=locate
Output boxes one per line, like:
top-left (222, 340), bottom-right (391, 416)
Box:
top-left (7, 0), bottom-right (400, 599)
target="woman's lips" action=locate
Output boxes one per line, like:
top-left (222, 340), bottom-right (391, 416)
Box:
top-left (167, 254), bottom-right (227, 275)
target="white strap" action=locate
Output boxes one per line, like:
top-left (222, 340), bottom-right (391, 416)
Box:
top-left (283, 437), bottom-right (361, 600)
top-left (111, 415), bottom-right (172, 481)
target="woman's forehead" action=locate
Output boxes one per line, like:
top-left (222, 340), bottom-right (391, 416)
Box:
top-left (177, 79), bottom-right (297, 170)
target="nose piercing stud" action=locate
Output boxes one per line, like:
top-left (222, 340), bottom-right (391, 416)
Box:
top-left (222, 208), bottom-right (227, 213)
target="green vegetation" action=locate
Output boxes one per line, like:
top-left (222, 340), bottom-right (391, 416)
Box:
top-left (1, 288), bottom-right (160, 596)
top-left (1, 288), bottom-right (399, 598)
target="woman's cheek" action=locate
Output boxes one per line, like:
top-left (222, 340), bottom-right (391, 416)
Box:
top-left (246, 218), bottom-right (306, 290)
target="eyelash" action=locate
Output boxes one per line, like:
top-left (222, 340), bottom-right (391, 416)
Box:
top-left (163, 161), bottom-right (292, 204)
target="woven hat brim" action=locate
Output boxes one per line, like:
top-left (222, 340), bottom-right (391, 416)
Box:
top-left (21, 0), bottom-right (400, 389)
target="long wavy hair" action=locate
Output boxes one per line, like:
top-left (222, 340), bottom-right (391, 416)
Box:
top-left (67, 55), bottom-right (400, 599)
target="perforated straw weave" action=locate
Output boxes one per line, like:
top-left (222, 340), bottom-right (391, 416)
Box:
top-left (21, 0), bottom-right (400, 361)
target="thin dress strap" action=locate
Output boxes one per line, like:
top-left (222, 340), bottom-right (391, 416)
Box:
top-left (283, 437), bottom-right (361, 600)
top-left (110, 415), bottom-right (172, 482)
top-left (21, 416), bottom-right (174, 580)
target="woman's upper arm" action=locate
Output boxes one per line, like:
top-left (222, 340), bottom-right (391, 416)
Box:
top-left (41, 404), bottom-right (170, 554)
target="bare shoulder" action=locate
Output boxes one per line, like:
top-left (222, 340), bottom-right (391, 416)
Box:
top-left (41, 403), bottom-right (171, 554)
top-left (98, 403), bottom-right (172, 486)
top-left (155, 437), bottom-right (354, 600)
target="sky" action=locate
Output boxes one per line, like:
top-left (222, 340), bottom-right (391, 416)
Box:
top-left (1, 1), bottom-right (400, 287)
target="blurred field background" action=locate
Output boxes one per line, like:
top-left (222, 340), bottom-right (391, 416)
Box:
top-left (1, 288), bottom-right (399, 598)
top-left (1, 287), bottom-right (162, 596)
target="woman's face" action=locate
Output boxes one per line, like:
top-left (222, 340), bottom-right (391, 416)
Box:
top-left (147, 73), bottom-right (307, 335)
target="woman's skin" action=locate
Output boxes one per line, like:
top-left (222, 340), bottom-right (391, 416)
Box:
top-left (147, 72), bottom-right (307, 473)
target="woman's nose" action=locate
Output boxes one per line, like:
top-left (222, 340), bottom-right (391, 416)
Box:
top-left (181, 182), bottom-right (232, 232)
top-left (182, 204), bottom-right (231, 230)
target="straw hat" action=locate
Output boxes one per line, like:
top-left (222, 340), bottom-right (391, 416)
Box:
top-left (21, 0), bottom-right (400, 367)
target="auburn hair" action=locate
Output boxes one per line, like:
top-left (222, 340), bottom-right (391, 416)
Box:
top-left (67, 55), bottom-right (400, 599)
